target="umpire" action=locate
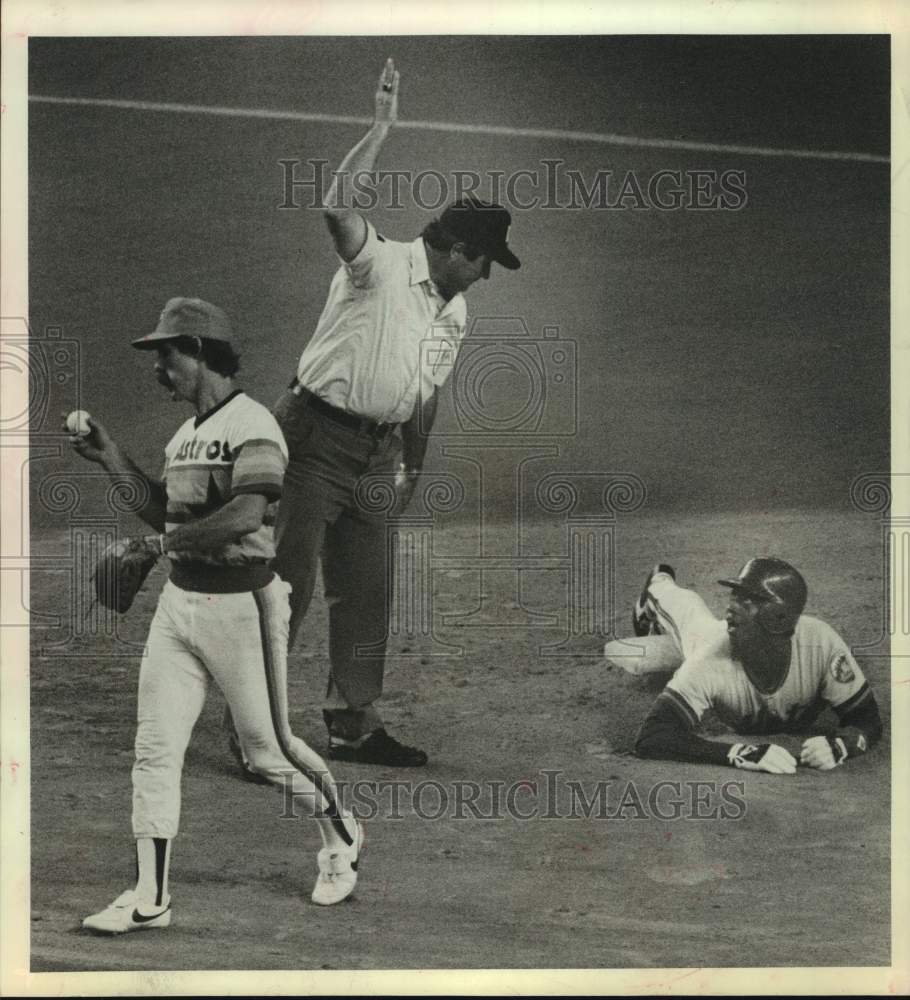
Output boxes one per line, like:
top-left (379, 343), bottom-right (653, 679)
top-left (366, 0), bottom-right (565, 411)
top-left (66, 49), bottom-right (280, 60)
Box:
top-left (269, 58), bottom-right (521, 767)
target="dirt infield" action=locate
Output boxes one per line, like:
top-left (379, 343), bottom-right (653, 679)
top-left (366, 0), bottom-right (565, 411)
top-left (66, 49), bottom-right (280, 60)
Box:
top-left (29, 509), bottom-right (890, 971)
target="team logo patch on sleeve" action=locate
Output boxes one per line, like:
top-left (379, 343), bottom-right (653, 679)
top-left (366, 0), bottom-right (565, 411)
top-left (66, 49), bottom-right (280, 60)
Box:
top-left (830, 652), bottom-right (856, 684)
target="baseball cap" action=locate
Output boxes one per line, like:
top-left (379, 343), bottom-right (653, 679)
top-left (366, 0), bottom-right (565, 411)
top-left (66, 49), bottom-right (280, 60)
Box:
top-left (438, 198), bottom-right (521, 270)
top-left (131, 297), bottom-right (233, 350)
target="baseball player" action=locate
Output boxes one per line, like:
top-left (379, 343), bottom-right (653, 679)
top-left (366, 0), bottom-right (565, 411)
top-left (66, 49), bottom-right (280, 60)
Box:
top-left (69, 298), bottom-right (362, 934)
top-left (603, 560), bottom-right (883, 773)
top-left (266, 57), bottom-right (522, 766)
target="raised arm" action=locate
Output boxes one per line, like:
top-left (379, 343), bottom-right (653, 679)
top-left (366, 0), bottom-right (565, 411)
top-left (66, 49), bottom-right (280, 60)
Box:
top-left (323, 58), bottom-right (400, 262)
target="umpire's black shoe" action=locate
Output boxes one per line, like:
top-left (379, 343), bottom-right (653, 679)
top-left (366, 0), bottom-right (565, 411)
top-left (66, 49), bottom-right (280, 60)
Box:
top-left (632, 563), bottom-right (676, 637)
top-left (328, 728), bottom-right (428, 767)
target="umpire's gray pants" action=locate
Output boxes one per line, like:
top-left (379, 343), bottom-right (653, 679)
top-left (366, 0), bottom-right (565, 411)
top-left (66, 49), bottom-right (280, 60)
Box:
top-left (272, 388), bottom-right (401, 741)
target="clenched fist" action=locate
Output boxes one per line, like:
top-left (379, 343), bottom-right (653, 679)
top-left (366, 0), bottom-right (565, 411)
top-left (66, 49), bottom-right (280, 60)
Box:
top-left (799, 735), bottom-right (848, 770)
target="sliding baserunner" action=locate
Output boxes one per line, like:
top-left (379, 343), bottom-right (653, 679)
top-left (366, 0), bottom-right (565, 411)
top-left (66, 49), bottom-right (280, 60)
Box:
top-left (604, 559), bottom-right (882, 773)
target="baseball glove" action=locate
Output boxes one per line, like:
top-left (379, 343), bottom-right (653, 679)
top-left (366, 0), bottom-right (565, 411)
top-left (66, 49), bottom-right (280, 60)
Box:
top-left (93, 535), bottom-right (163, 613)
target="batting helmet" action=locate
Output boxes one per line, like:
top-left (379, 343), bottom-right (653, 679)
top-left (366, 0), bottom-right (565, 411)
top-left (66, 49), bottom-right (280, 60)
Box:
top-left (718, 557), bottom-right (807, 635)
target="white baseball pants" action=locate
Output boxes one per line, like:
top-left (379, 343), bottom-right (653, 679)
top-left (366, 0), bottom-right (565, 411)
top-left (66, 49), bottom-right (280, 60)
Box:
top-left (604, 571), bottom-right (724, 676)
top-left (132, 574), bottom-right (348, 841)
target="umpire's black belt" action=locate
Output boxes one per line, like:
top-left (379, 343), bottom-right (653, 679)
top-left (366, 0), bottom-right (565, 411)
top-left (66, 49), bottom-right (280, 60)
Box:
top-left (289, 378), bottom-right (397, 439)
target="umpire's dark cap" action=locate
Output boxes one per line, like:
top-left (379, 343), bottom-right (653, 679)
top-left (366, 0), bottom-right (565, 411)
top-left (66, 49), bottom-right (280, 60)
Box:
top-left (132, 298), bottom-right (233, 349)
top-left (439, 198), bottom-right (521, 270)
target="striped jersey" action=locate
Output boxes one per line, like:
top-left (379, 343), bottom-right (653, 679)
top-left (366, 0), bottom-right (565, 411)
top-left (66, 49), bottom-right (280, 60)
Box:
top-left (662, 614), bottom-right (872, 733)
top-left (162, 390), bottom-right (288, 565)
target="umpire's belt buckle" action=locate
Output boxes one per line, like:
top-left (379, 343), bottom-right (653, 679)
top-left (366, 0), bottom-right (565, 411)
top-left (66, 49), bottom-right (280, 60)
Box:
top-left (290, 378), bottom-right (396, 439)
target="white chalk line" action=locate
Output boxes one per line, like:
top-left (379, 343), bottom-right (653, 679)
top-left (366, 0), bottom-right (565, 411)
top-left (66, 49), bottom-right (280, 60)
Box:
top-left (29, 94), bottom-right (889, 165)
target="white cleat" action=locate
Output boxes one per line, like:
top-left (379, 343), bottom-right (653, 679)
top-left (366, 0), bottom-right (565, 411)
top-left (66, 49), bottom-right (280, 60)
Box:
top-left (632, 563), bottom-right (676, 637)
top-left (311, 822), bottom-right (363, 906)
top-left (82, 889), bottom-right (172, 935)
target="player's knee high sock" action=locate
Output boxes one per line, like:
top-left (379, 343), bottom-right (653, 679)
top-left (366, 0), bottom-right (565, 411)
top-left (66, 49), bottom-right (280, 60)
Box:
top-left (134, 836), bottom-right (171, 906)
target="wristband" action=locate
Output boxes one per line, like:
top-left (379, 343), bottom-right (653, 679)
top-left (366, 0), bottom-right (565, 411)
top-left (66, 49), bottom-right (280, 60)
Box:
top-left (142, 533), bottom-right (168, 557)
top-left (728, 743), bottom-right (758, 767)
top-left (827, 736), bottom-right (848, 765)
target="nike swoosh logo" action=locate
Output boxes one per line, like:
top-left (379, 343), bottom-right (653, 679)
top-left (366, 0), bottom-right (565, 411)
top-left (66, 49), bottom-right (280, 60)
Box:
top-left (131, 906), bottom-right (169, 923)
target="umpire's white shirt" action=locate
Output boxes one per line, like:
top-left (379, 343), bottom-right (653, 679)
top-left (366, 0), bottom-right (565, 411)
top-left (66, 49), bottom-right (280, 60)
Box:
top-left (296, 222), bottom-right (468, 424)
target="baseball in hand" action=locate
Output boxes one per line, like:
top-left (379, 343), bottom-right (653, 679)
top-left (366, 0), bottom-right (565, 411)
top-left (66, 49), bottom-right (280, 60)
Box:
top-left (66, 409), bottom-right (92, 436)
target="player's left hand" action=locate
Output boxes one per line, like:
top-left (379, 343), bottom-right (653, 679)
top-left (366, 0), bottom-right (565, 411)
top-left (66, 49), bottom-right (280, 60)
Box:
top-left (93, 534), bottom-right (162, 613)
top-left (799, 735), bottom-right (848, 770)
